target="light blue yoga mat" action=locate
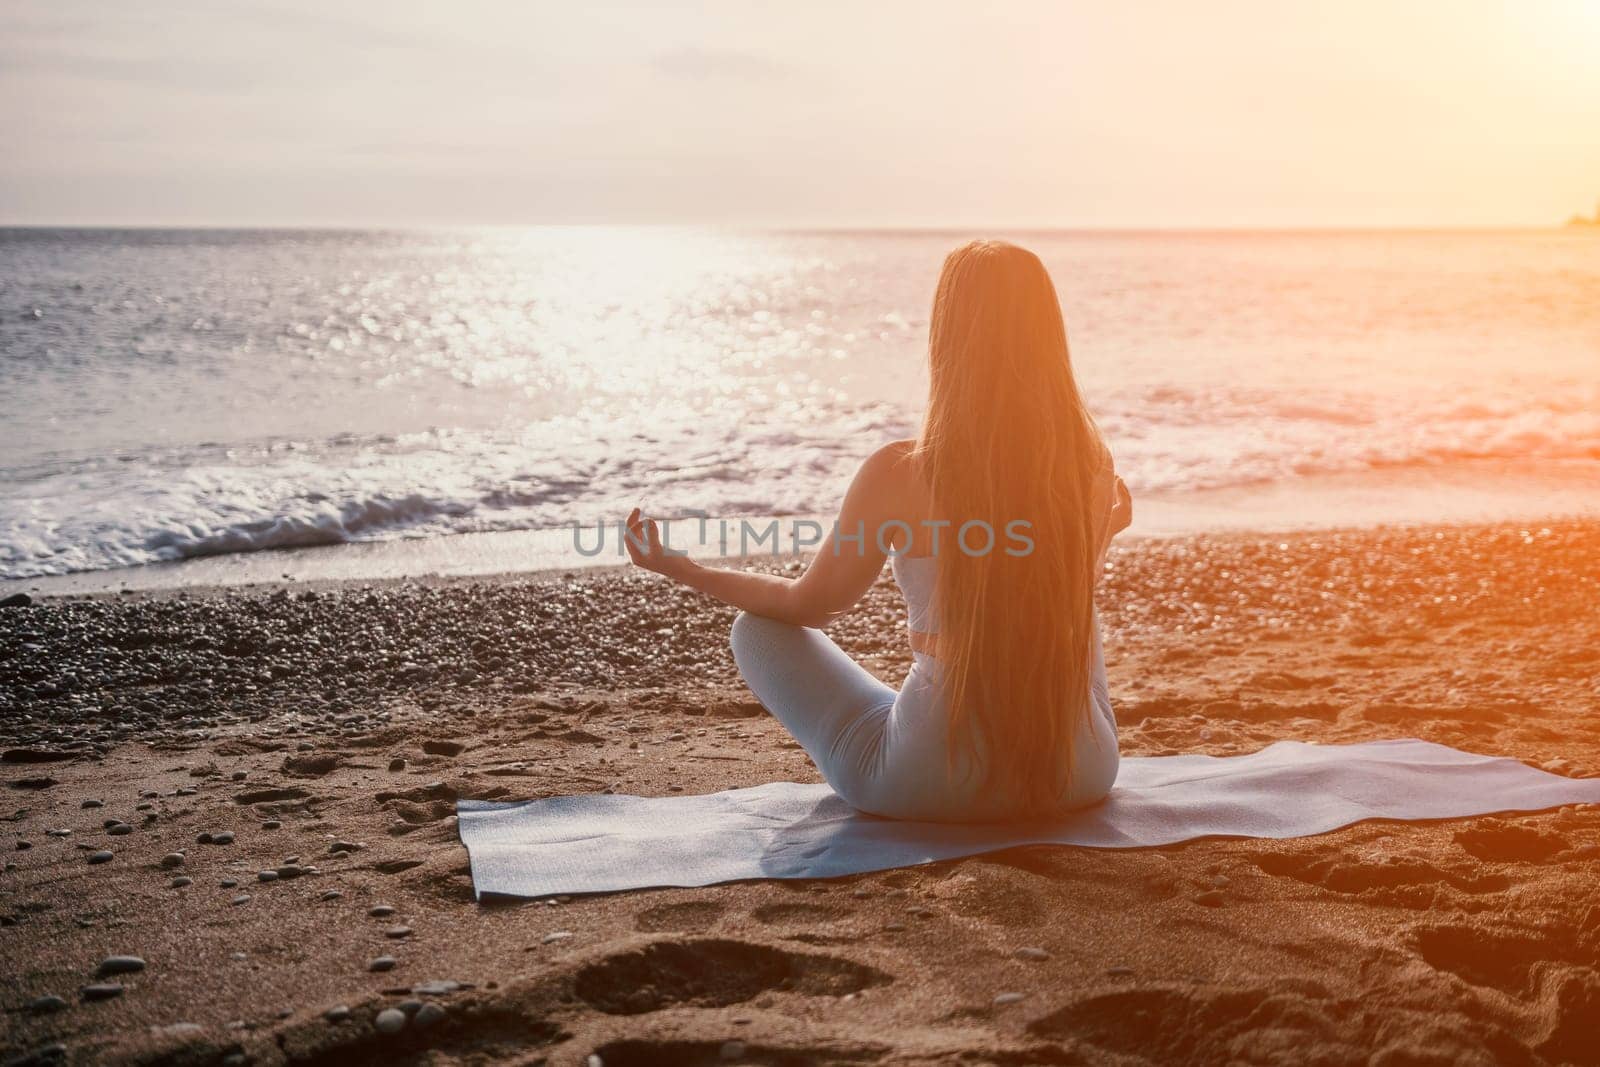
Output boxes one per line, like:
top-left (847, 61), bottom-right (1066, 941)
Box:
top-left (456, 739), bottom-right (1600, 898)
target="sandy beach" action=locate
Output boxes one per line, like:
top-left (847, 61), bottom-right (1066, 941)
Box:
top-left (3, 519), bottom-right (1598, 1065)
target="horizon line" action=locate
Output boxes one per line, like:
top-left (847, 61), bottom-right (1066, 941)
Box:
top-left (0, 220), bottom-right (1587, 234)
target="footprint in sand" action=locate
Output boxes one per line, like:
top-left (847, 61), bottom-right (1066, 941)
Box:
top-left (633, 900), bottom-right (726, 933)
top-left (750, 902), bottom-right (836, 925)
top-left (1452, 819), bottom-right (1571, 863)
top-left (586, 1037), bottom-right (886, 1067)
top-left (570, 938), bottom-right (888, 1015)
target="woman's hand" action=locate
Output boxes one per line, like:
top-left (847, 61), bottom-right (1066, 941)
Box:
top-left (623, 507), bottom-right (696, 580)
top-left (1108, 477), bottom-right (1133, 538)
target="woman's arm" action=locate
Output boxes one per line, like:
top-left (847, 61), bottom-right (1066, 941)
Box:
top-left (624, 445), bottom-right (902, 627)
top-left (1097, 476), bottom-right (1132, 570)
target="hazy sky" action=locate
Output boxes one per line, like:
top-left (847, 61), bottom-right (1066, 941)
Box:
top-left (3, 0), bottom-right (1598, 227)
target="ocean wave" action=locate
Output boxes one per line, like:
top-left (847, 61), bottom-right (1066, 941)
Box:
top-left (3, 387), bottom-right (1598, 580)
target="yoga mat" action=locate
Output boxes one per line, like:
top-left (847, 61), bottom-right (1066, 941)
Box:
top-left (456, 739), bottom-right (1600, 899)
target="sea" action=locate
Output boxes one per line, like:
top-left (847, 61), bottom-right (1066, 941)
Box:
top-left (2, 226), bottom-right (1597, 591)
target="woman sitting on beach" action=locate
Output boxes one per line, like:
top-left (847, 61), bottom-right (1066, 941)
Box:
top-left (625, 240), bottom-right (1132, 822)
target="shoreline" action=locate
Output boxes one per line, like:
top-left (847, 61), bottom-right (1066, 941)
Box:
top-left (3, 518), bottom-right (1599, 1064)
top-left (10, 458), bottom-right (1600, 601)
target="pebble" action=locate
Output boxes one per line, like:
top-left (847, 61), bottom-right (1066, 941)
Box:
top-left (262, 820), bottom-right (281, 830)
top-left (81, 799), bottom-right (103, 809)
top-left (97, 956), bottom-right (147, 977)
top-left (29, 994), bottom-right (69, 1013)
top-left (413, 980), bottom-right (459, 995)
top-left (1013, 947), bottom-right (1051, 962)
top-left (106, 823), bottom-right (133, 836)
top-left (212, 831), bottom-right (235, 845)
top-left (541, 931), bottom-right (572, 944)
top-left (324, 1005), bottom-right (351, 1023)
top-left (88, 850), bottom-right (114, 864)
top-left (993, 992), bottom-right (1027, 1006)
top-left (81, 983), bottom-right (124, 1002)
top-left (258, 870), bottom-right (280, 883)
top-left (414, 1002), bottom-right (446, 1028)
top-left (160, 853), bottom-right (185, 868)
top-left (374, 1007), bottom-right (407, 1034)
top-left (276, 865), bottom-right (304, 879)
top-left (329, 841), bottom-right (360, 854)
top-left (170, 876), bottom-right (192, 888)
top-left (197, 832), bottom-right (213, 844)
top-left (368, 905), bottom-right (396, 917)
top-left (396, 998), bottom-right (423, 1015)
top-left (368, 956), bottom-right (397, 972)
top-left (231, 894), bottom-right (251, 906)
top-left (221, 878), bottom-right (238, 888)
top-left (384, 926), bottom-right (413, 939)
top-left (388, 758), bottom-right (407, 772)
top-left (320, 890), bottom-right (343, 901)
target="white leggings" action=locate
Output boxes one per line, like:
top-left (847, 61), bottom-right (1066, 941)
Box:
top-left (729, 612), bottom-right (1120, 822)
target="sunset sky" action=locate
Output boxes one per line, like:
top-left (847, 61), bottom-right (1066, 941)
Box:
top-left (3, 0), bottom-right (1598, 228)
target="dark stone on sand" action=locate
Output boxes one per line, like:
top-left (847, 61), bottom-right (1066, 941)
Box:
top-left (320, 890), bottom-right (343, 901)
top-left (231, 894), bottom-right (251, 905)
top-left (107, 823), bottom-right (133, 836)
top-left (262, 819), bottom-right (281, 829)
top-left (329, 841), bottom-right (359, 854)
top-left (276, 865), bottom-right (304, 879)
top-left (97, 955), bottom-right (146, 977)
top-left (414, 1001), bottom-right (446, 1028)
top-left (388, 757), bottom-right (407, 772)
top-left (368, 956), bottom-right (397, 972)
top-left (211, 831), bottom-right (235, 844)
top-left (369, 905), bottom-right (396, 917)
top-left (171, 876), bottom-right (192, 888)
top-left (0, 592), bottom-right (32, 608)
top-left (384, 926), bottom-right (413, 939)
top-left (258, 870), bottom-right (279, 883)
top-left (10, 777), bottom-right (58, 790)
top-left (422, 740), bottom-right (465, 757)
top-left (3, 748), bottom-right (75, 764)
top-left (196, 832), bottom-right (212, 844)
top-left (282, 753), bottom-right (340, 777)
top-left (324, 1005), bottom-right (351, 1023)
top-left (88, 850), bottom-right (113, 864)
top-left (160, 852), bottom-right (184, 868)
top-left (81, 798), bottom-right (103, 808)
top-left (80, 983), bottom-right (124, 1001)
top-left (234, 786), bottom-right (309, 805)
top-left (28, 994), bottom-right (68, 1013)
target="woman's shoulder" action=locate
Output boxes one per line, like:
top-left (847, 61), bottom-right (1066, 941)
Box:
top-left (858, 439), bottom-right (922, 484)
top-left (847, 439), bottom-right (926, 512)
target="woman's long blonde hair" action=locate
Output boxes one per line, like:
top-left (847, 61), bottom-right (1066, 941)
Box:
top-left (915, 240), bottom-right (1109, 811)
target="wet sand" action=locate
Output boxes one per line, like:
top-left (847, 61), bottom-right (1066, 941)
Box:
top-left (3, 520), bottom-right (1599, 1065)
